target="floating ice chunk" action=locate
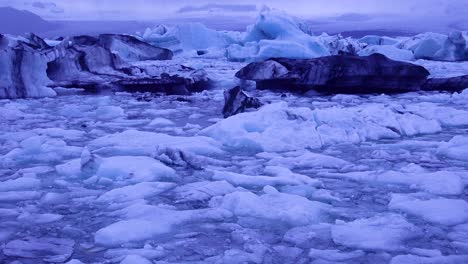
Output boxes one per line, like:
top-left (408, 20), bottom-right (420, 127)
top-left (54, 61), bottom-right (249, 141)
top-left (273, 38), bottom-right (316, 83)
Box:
top-left (316, 33), bottom-right (363, 55)
top-left (201, 102), bottom-right (448, 153)
top-left (89, 129), bottom-right (223, 157)
top-left (321, 170), bottom-right (465, 195)
top-left (273, 245), bottom-right (303, 261)
top-left (120, 255), bottom-right (152, 264)
top-left (226, 42), bottom-right (260, 62)
top-left (0, 176), bottom-right (40, 192)
top-left (399, 31), bottom-right (467, 61)
top-left (41, 192), bottom-right (69, 205)
top-left (309, 248), bottom-right (365, 262)
top-left (398, 32), bottom-right (447, 59)
top-left (390, 254), bottom-right (468, 264)
top-left (143, 108), bottom-right (179, 116)
top-left (95, 204), bottom-right (231, 247)
top-left (283, 224), bottom-right (332, 248)
top-left (104, 247), bottom-right (166, 260)
top-left (0, 208), bottom-right (20, 218)
top-left (1, 136), bottom-right (82, 166)
top-left (17, 212), bottom-right (63, 224)
top-left (55, 159), bottom-right (82, 178)
top-left (0, 191), bottom-right (41, 202)
top-left (65, 260), bottom-right (85, 264)
top-left (389, 194), bottom-right (468, 226)
top-left (96, 220), bottom-right (166, 248)
top-left (210, 167), bottom-right (319, 188)
top-left (148, 117), bottom-right (175, 127)
top-left (173, 180), bottom-right (237, 202)
top-left (280, 185), bottom-right (340, 202)
top-left (33, 128), bottom-right (86, 141)
top-left (409, 248), bottom-right (442, 257)
top-left (95, 106), bottom-right (125, 120)
top-left (358, 45), bottom-right (414, 61)
top-left (414, 38), bottom-right (444, 60)
top-left (331, 214), bottom-right (421, 251)
top-left (434, 31), bottom-right (467, 62)
top-left (200, 102), bottom-right (321, 152)
top-left (437, 136), bottom-right (468, 162)
top-left (220, 248), bottom-right (266, 264)
top-left (256, 39), bottom-right (329, 61)
top-left (265, 151), bottom-right (351, 169)
top-left (95, 156), bottom-right (176, 183)
top-left (97, 182), bottom-right (176, 203)
top-left (359, 35), bottom-right (399, 46)
top-left (448, 223), bottom-right (468, 247)
top-left (215, 187), bottom-right (329, 227)
top-left (264, 166), bottom-right (322, 186)
top-left (59, 104), bottom-right (93, 118)
top-left (141, 23), bottom-right (239, 52)
top-left (226, 9), bottom-right (330, 61)
top-left (3, 237), bottom-right (75, 263)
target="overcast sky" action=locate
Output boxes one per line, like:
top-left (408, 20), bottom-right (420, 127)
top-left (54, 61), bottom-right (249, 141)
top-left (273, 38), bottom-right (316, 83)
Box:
top-left (1, 0), bottom-right (467, 20)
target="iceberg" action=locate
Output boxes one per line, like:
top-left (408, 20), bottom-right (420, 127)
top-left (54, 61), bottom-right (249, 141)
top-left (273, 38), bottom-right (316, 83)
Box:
top-left (0, 34), bottom-right (56, 99)
top-left (434, 31), bottom-right (467, 62)
top-left (1, 33), bottom-right (214, 99)
top-left (140, 23), bottom-right (240, 53)
top-left (226, 9), bottom-right (330, 62)
top-left (398, 31), bottom-right (467, 61)
top-left (358, 45), bottom-right (414, 61)
top-left (359, 35), bottom-right (400, 46)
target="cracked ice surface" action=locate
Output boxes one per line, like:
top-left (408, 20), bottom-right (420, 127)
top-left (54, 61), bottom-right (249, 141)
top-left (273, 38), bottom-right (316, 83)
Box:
top-left (1, 59), bottom-right (468, 264)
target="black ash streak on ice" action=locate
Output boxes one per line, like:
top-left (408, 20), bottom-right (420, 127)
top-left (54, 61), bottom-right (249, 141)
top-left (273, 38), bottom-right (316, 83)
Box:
top-left (1, 8), bottom-right (468, 264)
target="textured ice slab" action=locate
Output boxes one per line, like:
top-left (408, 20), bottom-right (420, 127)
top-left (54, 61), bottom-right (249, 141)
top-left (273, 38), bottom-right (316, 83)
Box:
top-left (438, 136), bottom-right (468, 162)
top-left (389, 194), bottom-right (468, 226)
top-left (95, 204), bottom-right (231, 247)
top-left (391, 254), bottom-right (468, 264)
top-left (94, 156), bottom-right (176, 183)
top-left (120, 254), bottom-right (153, 264)
top-left (226, 9), bottom-right (330, 61)
top-left (200, 101), bottom-right (468, 153)
top-left (141, 23), bottom-right (240, 53)
top-left (0, 176), bottom-right (40, 192)
top-left (3, 237), bottom-right (75, 263)
top-left (358, 45), bottom-right (414, 61)
top-left (213, 186), bottom-right (329, 228)
top-left (331, 214), bottom-right (421, 251)
top-left (321, 170), bottom-right (465, 195)
top-left (309, 248), bottom-right (365, 262)
top-left (263, 151), bottom-right (351, 169)
top-left (1, 135), bottom-right (82, 167)
top-left (210, 167), bottom-right (321, 188)
top-left (89, 129), bottom-right (223, 157)
top-left (97, 182), bottom-right (176, 203)
top-left (172, 180), bottom-right (237, 202)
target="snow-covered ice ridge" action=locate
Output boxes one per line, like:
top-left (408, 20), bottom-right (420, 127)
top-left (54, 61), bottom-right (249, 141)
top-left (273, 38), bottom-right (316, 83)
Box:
top-left (1, 8), bottom-right (468, 264)
top-left (1, 56), bottom-right (468, 263)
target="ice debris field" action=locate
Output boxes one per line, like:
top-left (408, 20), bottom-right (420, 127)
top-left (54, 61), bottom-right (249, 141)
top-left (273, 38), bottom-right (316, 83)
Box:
top-left (1, 8), bottom-right (468, 264)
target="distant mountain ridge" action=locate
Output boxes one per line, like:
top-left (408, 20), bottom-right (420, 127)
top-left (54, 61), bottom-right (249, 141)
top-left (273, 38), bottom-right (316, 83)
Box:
top-left (0, 7), bottom-right (58, 35)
